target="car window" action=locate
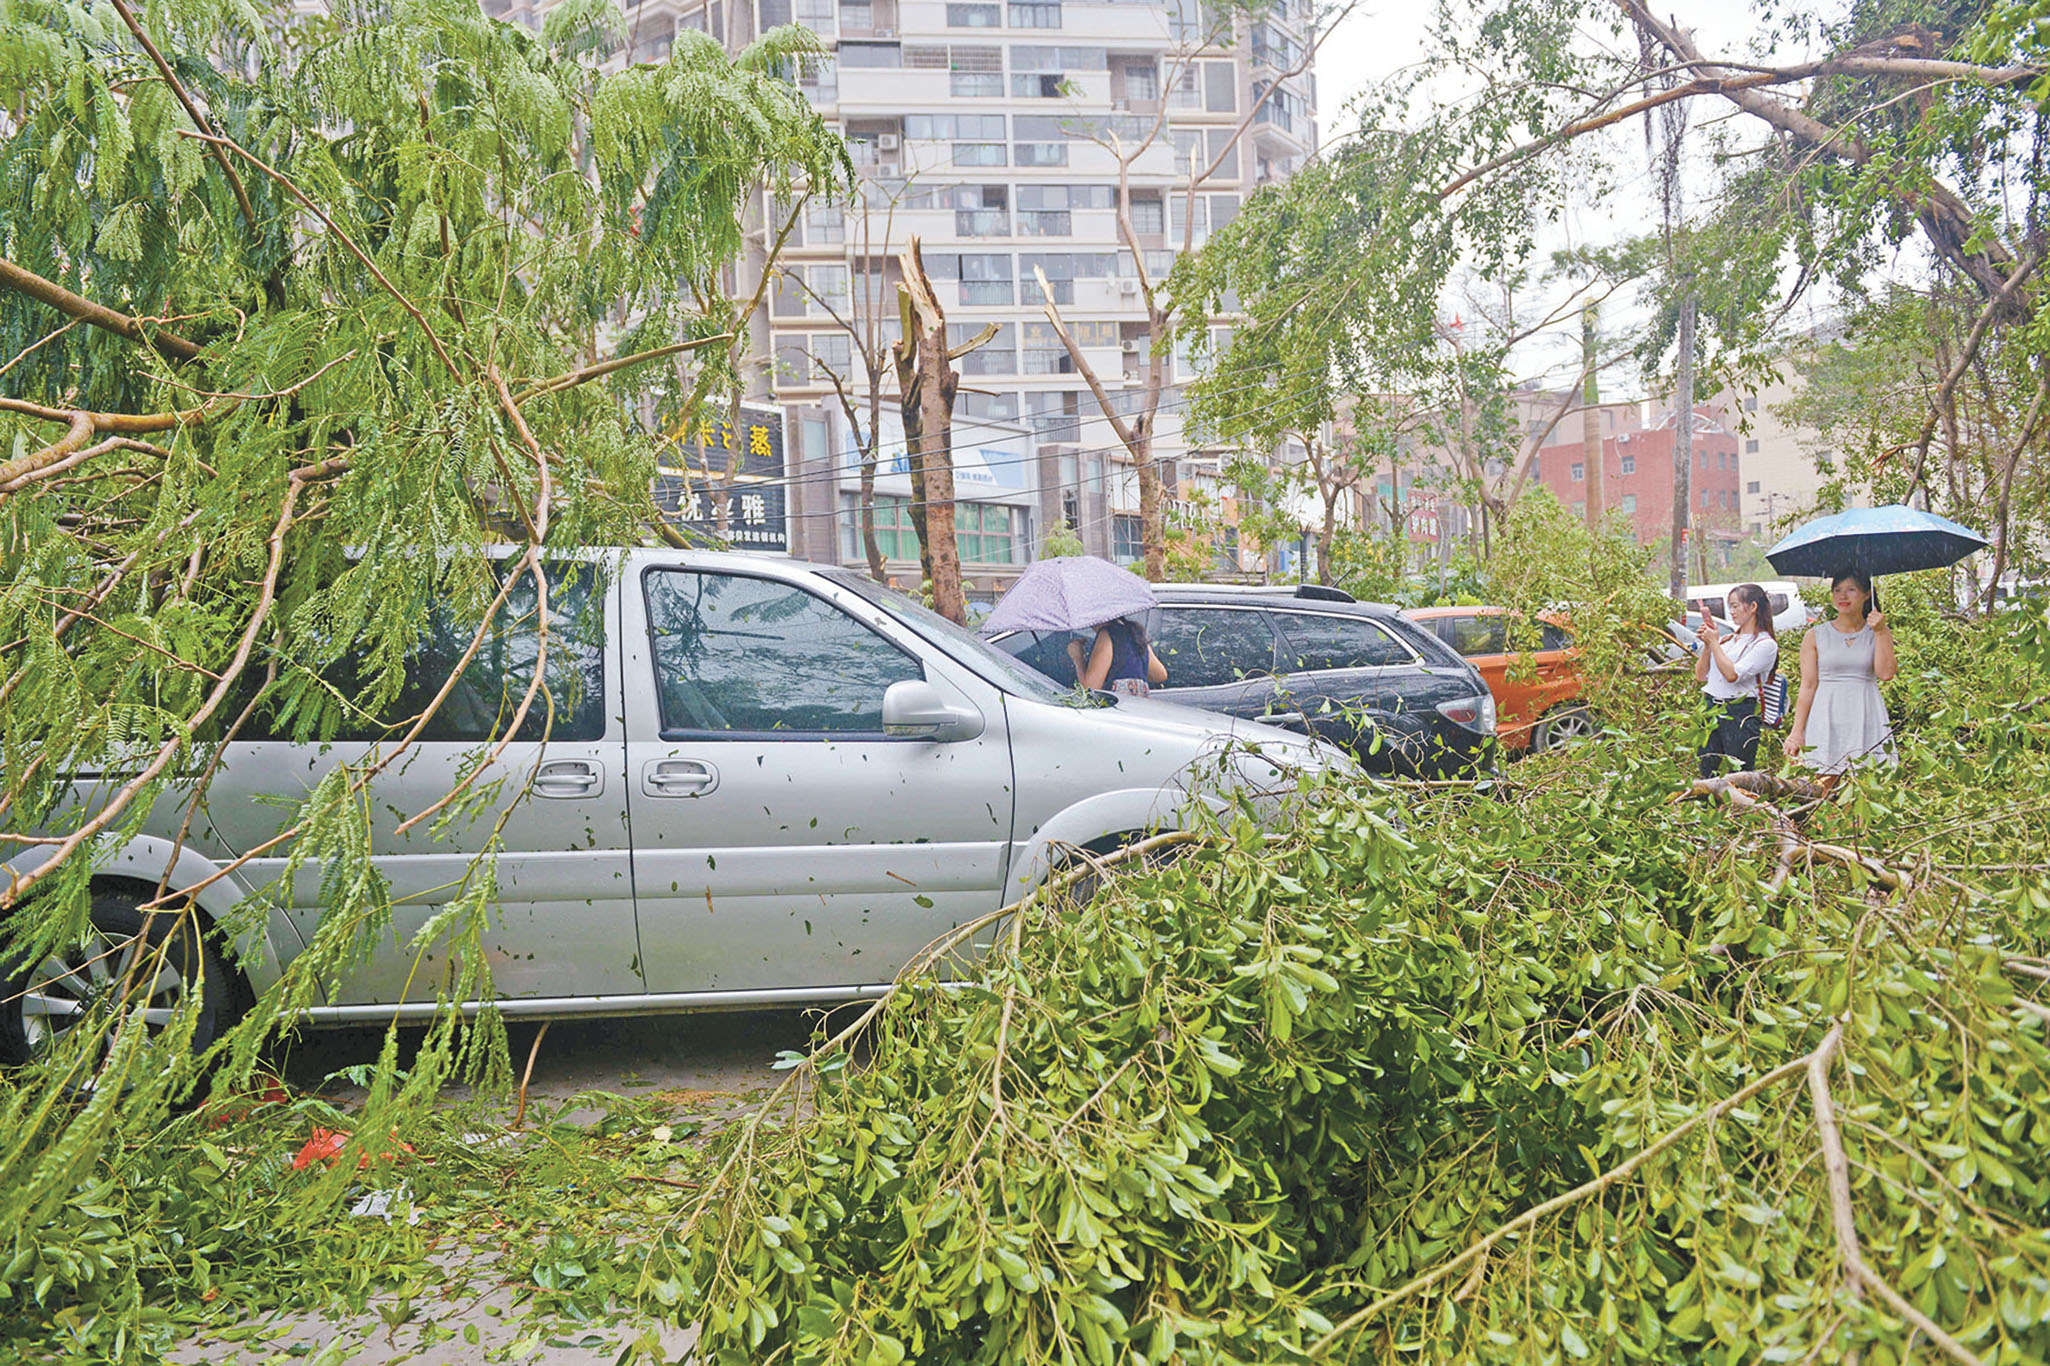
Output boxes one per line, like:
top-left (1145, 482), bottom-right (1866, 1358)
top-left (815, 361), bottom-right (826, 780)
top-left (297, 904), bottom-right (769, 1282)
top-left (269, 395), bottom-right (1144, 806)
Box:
top-left (1539, 623), bottom-right (1573, 651)
top-left (1151, 607), bottom-right (1277, 688)
top-left (1276, 611), bottom-right (1412, 670)
top-left (1437, 614), bottom-right (1508, 657)
top-left (1769, 593), bottom-right (1790, 615)
top-left (243, 560), bottom-right (608, 744)
top-left (644, 570), bottom-right (921, 735)
top-left (828, 570), bottom-right (1078, 705)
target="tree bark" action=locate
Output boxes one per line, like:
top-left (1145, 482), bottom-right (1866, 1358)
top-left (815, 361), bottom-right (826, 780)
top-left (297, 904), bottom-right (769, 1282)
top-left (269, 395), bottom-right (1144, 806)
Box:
top-left (1582, 304), bottom-right (1604, 530)
top-left (897, 242), bottom-right (969, 624)
top-left (1670, 290), bottom-right (1695, 600)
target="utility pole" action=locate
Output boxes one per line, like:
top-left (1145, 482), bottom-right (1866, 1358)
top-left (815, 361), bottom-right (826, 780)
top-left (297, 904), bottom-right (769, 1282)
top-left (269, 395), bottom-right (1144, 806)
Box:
top-left (1669, 283), bottom-right (1695, 600)
top-left (1581, 303), bottom-right (1603, 531)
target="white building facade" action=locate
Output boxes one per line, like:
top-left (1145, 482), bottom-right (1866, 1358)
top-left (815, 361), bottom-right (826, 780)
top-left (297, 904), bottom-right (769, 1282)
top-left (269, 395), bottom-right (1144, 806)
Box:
top-left (563, 0), bottom-right (1319, 592)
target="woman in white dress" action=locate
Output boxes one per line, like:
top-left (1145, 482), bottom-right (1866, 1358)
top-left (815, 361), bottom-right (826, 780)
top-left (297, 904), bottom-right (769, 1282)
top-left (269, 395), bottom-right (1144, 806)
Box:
top-left (1783, 568), bottom-right (1898, 774)
top-left (1694, 582), bottom-right (1780, 778)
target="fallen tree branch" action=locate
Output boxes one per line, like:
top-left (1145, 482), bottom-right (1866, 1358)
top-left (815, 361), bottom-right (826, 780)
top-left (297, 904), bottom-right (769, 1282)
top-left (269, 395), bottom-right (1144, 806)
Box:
top-left (189, 132), bottom-right (462, 384)
top-left (109, 0), bottom-right (258, 232)
top-left (1808, 1024), bottom-right (1985, 1366)
top-left (0, 257), bottom-right (206, 363)
top-left (2, 475), bottom-right (303, 907)
top-left (511, 335), bottom-right (733, 405)
top-left (0, 435), bottom-right (174, 496)
top-left (1309, 1047), bottom-right (1822, 1353)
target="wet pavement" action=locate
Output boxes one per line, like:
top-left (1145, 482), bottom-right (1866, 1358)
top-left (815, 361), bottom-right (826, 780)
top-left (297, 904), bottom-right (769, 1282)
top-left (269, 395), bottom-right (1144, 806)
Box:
top-left (170, 1009), bottom-right (824, 1365)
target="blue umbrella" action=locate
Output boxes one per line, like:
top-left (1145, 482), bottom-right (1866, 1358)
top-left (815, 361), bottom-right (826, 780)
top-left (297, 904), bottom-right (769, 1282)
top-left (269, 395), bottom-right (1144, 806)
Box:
top-left (1766, 504), bottom-right (1987, 579)
top-left (978, 555), bottom-right (1157, 635)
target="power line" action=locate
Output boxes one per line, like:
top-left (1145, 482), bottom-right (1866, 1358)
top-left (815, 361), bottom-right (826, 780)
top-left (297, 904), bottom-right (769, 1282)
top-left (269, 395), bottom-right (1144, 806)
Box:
top-left (672, 364), bottom-right (1347, 505)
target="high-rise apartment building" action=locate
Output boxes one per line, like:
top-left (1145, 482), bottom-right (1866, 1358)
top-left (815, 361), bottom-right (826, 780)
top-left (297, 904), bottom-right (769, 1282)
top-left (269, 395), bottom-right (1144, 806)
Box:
top-left (503, 0), bottom-right (1318, 590)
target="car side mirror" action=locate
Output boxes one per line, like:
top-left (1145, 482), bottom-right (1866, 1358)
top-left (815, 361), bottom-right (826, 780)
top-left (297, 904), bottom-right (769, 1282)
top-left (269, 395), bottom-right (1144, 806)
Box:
top-left (882, 680), bottom-right (985, 743)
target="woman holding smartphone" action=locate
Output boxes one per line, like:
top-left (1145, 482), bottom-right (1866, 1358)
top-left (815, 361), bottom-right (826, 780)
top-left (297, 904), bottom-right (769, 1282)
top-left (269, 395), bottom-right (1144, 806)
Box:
top-left (1694, 583), bottom-right (1780, 778)
top-left (1783, 567), bottom-right (1897, 774)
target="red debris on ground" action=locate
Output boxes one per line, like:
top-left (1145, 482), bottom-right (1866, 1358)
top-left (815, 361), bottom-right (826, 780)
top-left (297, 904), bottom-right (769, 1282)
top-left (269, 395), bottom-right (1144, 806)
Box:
top-left (292, 1126), bottom-right (414, 1171)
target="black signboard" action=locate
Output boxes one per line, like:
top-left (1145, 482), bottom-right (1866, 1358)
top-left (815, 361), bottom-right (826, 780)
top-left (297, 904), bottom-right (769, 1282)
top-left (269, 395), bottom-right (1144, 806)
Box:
top-left (657, 404), bottom-right (788, 551)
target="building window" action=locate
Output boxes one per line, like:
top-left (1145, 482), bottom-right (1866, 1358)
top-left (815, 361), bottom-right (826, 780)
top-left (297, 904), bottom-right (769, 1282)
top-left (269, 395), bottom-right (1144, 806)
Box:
top-left (954, 143), bottom-right (1007, 166)
top-left (953, 185), bottom-right (1008, 236)
top-left (1012, 114), bottom-right (1069, 167)
top-left (1022, 321), bottom-right (1076, 374)
top-left (1009, 0), bottom-right (1060, 25)
top-left (957, 390), bottom-right (1018, 422)
top-left (1019, 251), bottom-right (1120, 304)
top-left (837, 41), bottom-right (901, 66)
top-left (1112, 514), bottom-right (1143, 564)
top-left (949, 321), bottom-right (1015, 373)
top-left (850, 496), bottom-right (1019, 566)
top-left (949, 45), bottom-right (1001, 96)
top-left (1620, 494), bottom-right (1637, 514)
top-left (1014, 72), bottom-right (1064, 96)
top-left (1745, 438), bottom-right (1759, 454)
top-left (1699, 488), bottom-right (1709, 508)
top-left (1017, 187), bottom-right (1073, 234)
top-left (1570, 462), bottom-right (1584, 482)
top-left (1129, 195), bottom-right (1164, 235)
top-left (1747, 480), bottom-right (1761, 494)
top-left (1745, 395), bottom-right (1758, 412)
top-left (846, 495), bottom-right (920, 562)
top-left (945, 2), bottom-right (999, 23)
top-left (1620, 455), bottom-right (1635, 475)
top-left (906, 113), bottom-right (1006, 139)
top-left (772, 332), bottom-right (851, 384)
top-left (1119, 60), bottom-right (1158, 101)
top-left (956, 501), bottom-right (1020, 564)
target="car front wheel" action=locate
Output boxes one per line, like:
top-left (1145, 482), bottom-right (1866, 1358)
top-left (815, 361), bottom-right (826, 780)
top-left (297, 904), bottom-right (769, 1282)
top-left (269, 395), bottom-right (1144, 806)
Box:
top-left (0, 893), bottom-right (230, 1067)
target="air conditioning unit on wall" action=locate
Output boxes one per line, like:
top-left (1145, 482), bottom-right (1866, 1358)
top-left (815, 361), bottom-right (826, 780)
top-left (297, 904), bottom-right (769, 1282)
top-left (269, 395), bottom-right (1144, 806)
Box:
top-left (878, 160), bottom-right (900, 177)
top-left (1117, 278), bottom-right (1139, 297)
top-left (878, 132), bottom-right (900, 151)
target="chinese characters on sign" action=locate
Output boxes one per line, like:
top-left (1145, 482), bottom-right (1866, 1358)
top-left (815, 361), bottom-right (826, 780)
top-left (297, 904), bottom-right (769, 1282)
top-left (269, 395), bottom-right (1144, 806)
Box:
top-left (656, 404), bottom-right (788, 550)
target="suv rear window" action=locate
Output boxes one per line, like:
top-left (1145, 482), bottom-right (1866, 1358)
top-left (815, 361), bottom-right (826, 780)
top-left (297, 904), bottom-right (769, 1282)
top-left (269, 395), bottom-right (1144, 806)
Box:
top-left (1274, 611), bottom-right (1411, 670)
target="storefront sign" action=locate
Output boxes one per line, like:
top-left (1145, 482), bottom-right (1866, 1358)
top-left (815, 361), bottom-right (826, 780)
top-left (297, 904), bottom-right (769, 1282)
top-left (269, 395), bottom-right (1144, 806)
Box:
top-left (658, 404), bottom-right (787, 550)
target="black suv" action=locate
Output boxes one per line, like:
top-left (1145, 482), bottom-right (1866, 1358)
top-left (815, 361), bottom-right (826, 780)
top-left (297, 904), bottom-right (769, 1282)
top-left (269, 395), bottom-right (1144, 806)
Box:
top-left (995, 584), bottom-right (1499, 776)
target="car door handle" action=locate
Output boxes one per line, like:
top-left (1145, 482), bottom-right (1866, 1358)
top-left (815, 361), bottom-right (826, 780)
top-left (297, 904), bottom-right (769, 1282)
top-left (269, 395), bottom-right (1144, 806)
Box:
top-left (644, 758), bottom-right (719, 797)
top-left (1261, 711), bottom-right (1307, 727)
top-left (533, 758), bottom-right (603, 799)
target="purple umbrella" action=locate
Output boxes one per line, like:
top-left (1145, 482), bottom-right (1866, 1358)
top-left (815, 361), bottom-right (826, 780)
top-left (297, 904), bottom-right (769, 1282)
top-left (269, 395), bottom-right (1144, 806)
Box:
top-left (978, 555), bottom-right (1158, 635)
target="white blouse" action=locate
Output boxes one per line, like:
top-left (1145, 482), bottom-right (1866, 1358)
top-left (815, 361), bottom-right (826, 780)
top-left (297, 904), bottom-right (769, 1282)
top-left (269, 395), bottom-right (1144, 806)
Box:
top-left (1703, 632), bottom-right (1780, 702)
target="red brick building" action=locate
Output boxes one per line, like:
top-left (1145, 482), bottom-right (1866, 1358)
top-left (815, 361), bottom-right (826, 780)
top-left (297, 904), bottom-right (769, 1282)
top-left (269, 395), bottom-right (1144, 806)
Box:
top-left (1532, 408), bottom-right (1743, 549)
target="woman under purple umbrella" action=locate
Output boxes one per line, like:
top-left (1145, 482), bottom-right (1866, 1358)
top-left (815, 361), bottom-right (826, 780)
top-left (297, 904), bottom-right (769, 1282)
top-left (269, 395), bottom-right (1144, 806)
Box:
top-left (1066, 617), bottom-right (1167, 698)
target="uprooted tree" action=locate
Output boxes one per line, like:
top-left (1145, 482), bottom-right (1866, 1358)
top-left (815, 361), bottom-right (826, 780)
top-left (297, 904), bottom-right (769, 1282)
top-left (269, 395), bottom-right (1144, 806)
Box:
top-left (0, 0), bottom-right (843, 1212)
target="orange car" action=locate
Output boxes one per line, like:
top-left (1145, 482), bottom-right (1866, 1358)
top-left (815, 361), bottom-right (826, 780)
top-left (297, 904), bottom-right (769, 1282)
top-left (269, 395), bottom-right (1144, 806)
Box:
top-left (1404, 606), bottom-right (1591, 751)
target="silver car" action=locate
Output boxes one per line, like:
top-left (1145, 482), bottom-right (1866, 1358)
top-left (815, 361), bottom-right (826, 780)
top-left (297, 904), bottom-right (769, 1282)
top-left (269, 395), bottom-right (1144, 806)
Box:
top-left (3, 550), bottom-right (1344, 1056)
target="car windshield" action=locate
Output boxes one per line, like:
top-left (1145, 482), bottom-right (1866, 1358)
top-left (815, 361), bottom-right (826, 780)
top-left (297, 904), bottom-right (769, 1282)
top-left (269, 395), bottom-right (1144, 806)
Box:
top-left (826, 572), bottom-right (1095, 706)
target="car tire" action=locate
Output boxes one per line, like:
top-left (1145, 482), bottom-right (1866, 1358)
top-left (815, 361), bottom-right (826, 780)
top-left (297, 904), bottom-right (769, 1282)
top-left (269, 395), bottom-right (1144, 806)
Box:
top-left (1532, 704), bottom-right (1599, 751)
top-left (0, 890), bottom-right (231, 1067)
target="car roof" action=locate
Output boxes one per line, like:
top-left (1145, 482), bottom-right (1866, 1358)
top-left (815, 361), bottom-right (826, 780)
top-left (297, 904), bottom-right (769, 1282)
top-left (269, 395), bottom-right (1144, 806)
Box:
top-left (1405, 604), bottom-right (1571, 625)
top-left (1153, 583), bottom-right (1402, 615)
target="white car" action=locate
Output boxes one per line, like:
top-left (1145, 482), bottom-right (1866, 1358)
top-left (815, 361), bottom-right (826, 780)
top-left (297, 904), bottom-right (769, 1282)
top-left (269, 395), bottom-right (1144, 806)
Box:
top-left (4, 551), bottom-right (1352, 1060)
top-left (1685, 580), bottom-right (1810, 634)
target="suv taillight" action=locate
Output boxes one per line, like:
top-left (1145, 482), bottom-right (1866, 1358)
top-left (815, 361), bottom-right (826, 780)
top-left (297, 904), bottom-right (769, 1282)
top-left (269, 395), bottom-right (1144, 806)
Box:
top-left (1436, 694), bottom-right (1497, 733)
